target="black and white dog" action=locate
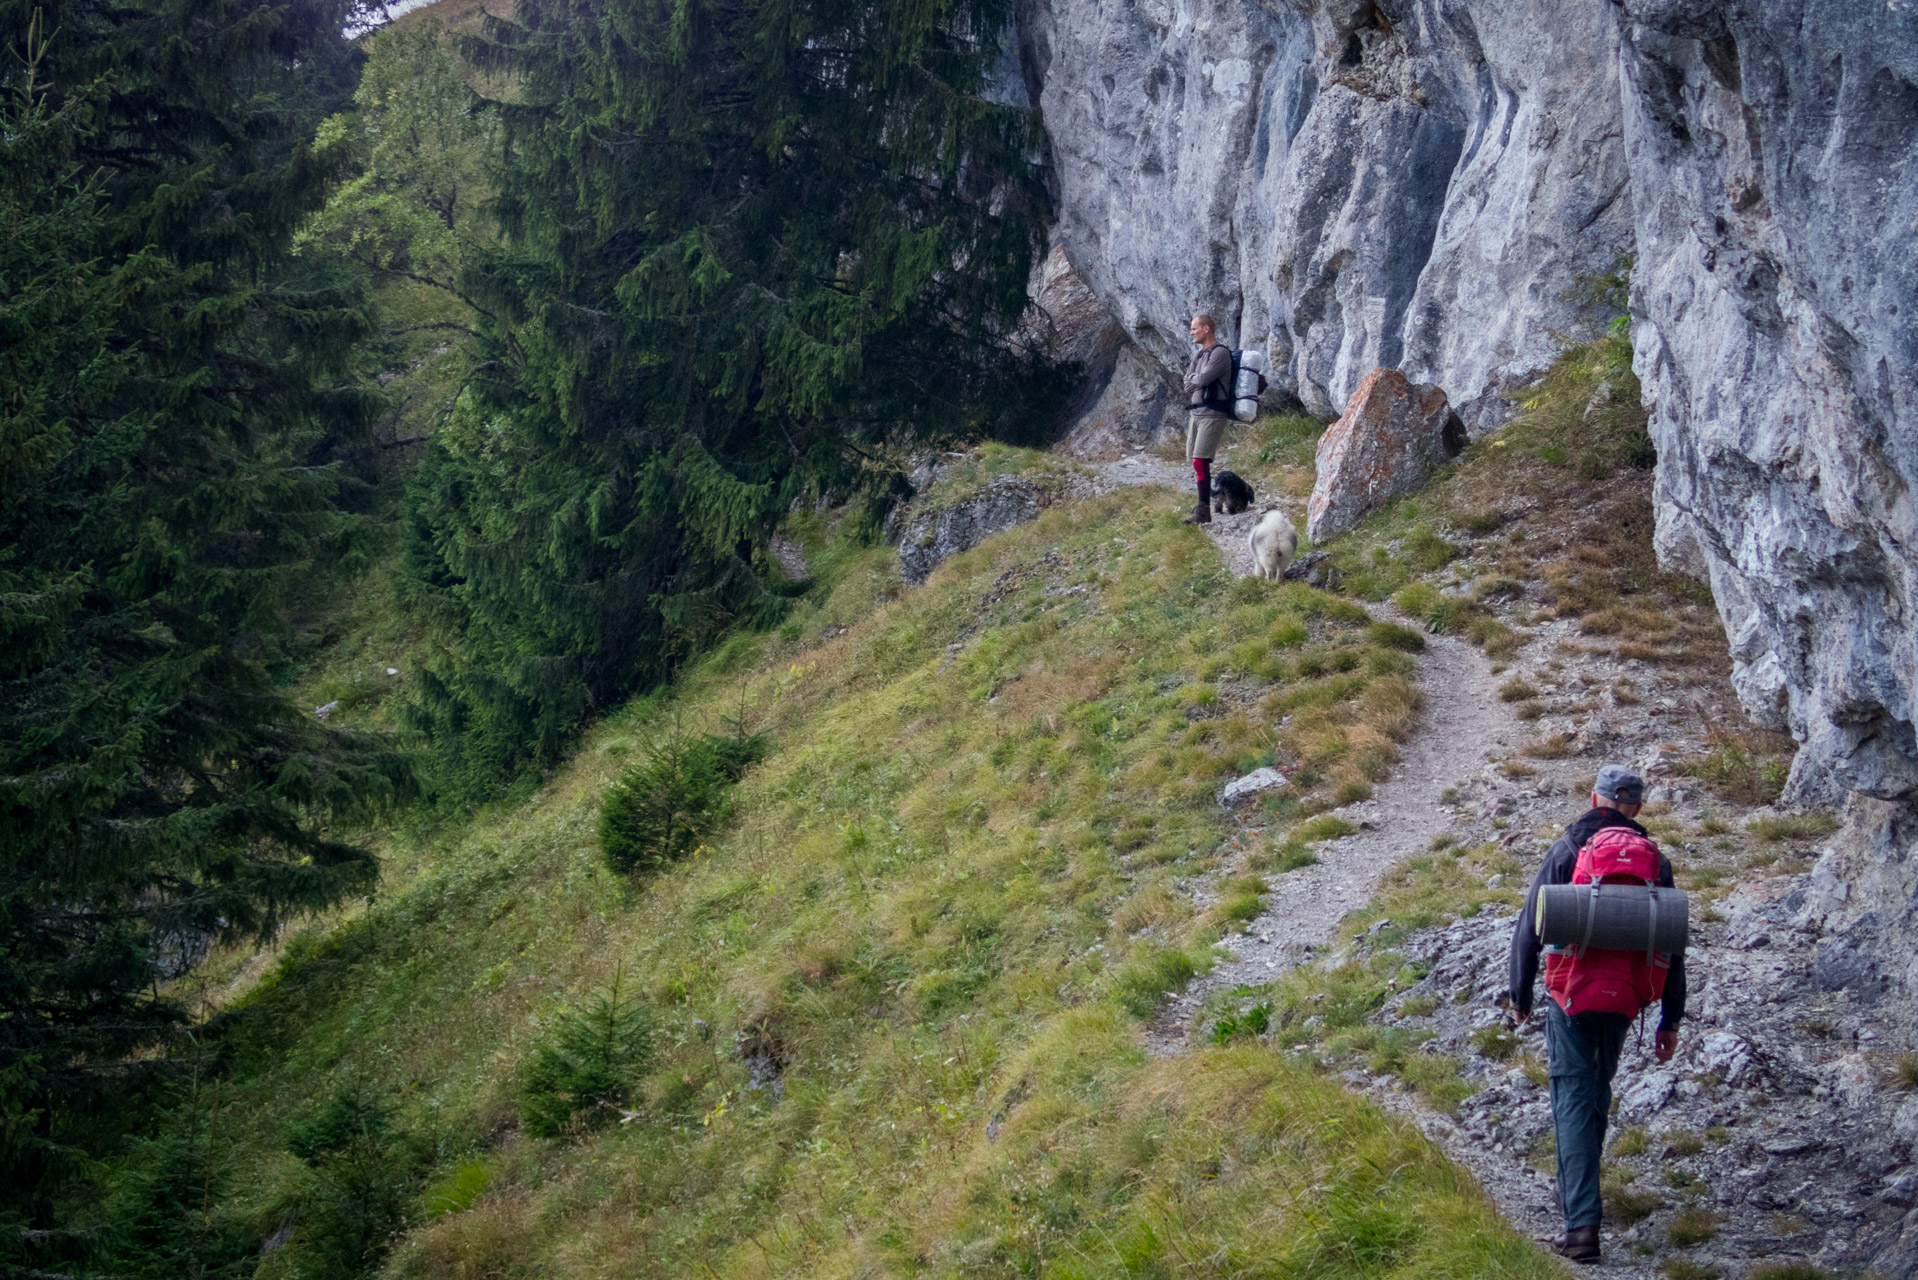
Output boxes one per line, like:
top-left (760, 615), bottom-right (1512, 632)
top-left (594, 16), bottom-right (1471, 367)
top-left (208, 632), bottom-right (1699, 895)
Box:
top-left (1212, 470), bottom-right (1255, 514)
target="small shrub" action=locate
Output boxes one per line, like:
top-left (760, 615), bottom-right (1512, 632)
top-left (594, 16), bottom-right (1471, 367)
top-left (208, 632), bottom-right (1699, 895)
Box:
top-left (1603, 1180), bottom-right (1661, 1225)
top-left (1428, 834), bottom-right (1455, 851)
top-left (1498, 679), bottom-right (1538, 703)
top-left (1523, 734), bottom-right (1576, 759)
top-left (522, 972), bottom-right (655, 1138)
top-left (1113, 946), bottom-right (1198, 1018)
top-left (1891, 1053), bottom-right (1918, 1091)
top-left (283, 1083), bottom-right (421, 1278)
top-left (1215, 890), bottom-right (1264, 927)
top-left (1397, 995), bottom-right (1437, 1018)
top-left (1674, 737), bottom-right (1792, 805)
top-left (1705, 1126), bottom-right (1731, 1145)
top-left (599, 729), bottom-right (768, 873)
top-left (423, 1158), bottom-right (491, 1218)
top-left (1458, 507), bottom-right (1504, 534)
top-left (1499, 760), bottom-right (1537, 779)
top-left (1258, 840), bottom-right (1319, 874)
top-left (1525, 1127), bottom-right (1557, 1173)
top-left (1665, 1206), bottom-right (1718, 1247)
top-left (1514, 700), bottom-right (1545, 721)
top-left (1210, 1001), bottom-right (1272, 1043)
top-left (1746, 1265), bottom-right (1831, 1280)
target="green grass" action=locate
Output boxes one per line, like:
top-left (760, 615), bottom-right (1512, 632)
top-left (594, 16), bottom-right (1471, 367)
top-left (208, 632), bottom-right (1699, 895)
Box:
top-left (1659, 1261), bottom-right (1721, 1280)
top-left (162, 489), bottom-right (1555, 1279)
top-left (1674, 735), bottom-right (1794, 805)
top-left (1311, 335), bottom-right (1723, 673)
top-left (1666, 1206), bottom-right (1718, 1247)
top-left (1746, 812), bottom-right (1839, 844)
top-left (1664, 1129), bottom-right (1705, 1157)
top-left (1610, 1126), bottom-right (1649, 1157)
top-left (1296, 814), bottom-right (1361, 842)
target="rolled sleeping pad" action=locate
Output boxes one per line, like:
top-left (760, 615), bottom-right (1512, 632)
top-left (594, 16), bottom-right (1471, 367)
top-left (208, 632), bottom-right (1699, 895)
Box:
top-left (1233, 348), bottom-right (1265, 423)
top-left (1535, 882), bottom-right (1689, 954)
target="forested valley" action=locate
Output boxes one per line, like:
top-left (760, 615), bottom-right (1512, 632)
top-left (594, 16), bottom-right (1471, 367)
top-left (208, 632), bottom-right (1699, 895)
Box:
top-left (2, 1), bottom-right (1070, 1272)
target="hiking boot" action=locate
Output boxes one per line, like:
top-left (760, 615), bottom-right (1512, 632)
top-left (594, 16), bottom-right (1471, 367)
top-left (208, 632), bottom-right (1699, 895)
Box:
top-left (1183, 476), bottom-right (1213, 524)
top-left (1547, 1226), bottom-right (1600, 1264)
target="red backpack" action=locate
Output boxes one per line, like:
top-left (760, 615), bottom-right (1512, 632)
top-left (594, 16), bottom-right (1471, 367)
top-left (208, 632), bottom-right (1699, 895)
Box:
top-left (1543, 826), bottom-right (1672, 1018)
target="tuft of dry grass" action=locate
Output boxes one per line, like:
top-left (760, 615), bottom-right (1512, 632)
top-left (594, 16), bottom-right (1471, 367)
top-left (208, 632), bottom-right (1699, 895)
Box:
top-left (1666, 1205), bottom-right (1720, 1247)
top-left (1747, 812), bottom-right (1839, 844)
top-left (1522, 734), bottom-right (1576, 759)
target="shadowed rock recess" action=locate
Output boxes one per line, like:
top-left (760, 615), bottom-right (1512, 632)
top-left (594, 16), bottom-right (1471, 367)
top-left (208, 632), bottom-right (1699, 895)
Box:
top-left (1014, 0), bottom-right (1918, 990)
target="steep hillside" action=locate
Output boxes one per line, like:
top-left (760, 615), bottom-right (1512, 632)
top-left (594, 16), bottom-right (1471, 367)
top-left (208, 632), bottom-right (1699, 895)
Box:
top-left (172, 461), bottom-right (1563, 1279)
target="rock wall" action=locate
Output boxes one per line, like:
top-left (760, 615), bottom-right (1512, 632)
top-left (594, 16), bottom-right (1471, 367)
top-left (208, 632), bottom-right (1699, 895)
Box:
top-left (1016, 0), bottom-right (1918, 817)
top-left (1618, 0), bottom-right (1918, 809)
top-left (1016, 0), bottom-right (1636, 434)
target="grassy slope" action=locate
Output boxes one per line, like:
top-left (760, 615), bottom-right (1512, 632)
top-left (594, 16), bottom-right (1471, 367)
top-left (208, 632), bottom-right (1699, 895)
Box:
top-left (201, 464), bottom-right (1559, 1279)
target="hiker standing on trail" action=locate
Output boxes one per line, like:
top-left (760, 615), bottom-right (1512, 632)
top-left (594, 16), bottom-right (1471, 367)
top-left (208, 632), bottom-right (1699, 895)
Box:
top-left (1182, 313), bottom-right (1234, 525)
top-left (1507, 764), bottom-right (1687, 1266)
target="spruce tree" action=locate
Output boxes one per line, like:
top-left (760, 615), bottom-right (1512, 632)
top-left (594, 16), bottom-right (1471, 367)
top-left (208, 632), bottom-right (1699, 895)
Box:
top-left (401, 0), bottom-right (1059, 793)
top-left (0, 0), bottom-right (408, 1253)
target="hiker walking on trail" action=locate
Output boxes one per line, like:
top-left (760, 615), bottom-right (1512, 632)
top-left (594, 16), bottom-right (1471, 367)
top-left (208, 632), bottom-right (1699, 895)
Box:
top-left (1508, 764), bottom-right (1687, 1266)
top-left (1182, 313), bottom-right (1234, 524)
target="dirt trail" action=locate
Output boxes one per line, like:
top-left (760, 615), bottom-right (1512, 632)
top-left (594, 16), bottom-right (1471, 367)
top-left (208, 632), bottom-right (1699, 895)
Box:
top-left (1093, 449), bottom-right (1577, 1255)
top-left (1149, 617), bottom-right (1521, 1047)
top-left (1087, 449), bottom-right (1270, 577)
top-left (1092, 449), bottom-right (1525, 1030)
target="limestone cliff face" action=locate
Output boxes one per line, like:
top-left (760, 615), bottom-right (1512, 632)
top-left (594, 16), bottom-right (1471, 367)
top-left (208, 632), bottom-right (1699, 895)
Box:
top-left (1017, 0), bottom-right (1918, 811)
top-left (1016, 0), bottom-right (1635, 433)
top-left (1619, 0), bottom-right (1918, 809)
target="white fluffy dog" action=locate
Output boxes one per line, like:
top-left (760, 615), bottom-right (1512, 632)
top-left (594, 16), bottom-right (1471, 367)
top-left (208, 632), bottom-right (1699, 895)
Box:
top-left (1247, 508), bottom-right (1297, 581)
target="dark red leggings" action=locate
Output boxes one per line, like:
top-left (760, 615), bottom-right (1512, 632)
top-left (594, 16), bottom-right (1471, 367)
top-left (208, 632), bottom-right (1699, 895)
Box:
top-left (1192, 457), bottom-right (1210, 487)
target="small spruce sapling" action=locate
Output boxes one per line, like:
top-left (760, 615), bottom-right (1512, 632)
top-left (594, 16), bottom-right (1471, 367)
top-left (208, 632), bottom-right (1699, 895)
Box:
top-left (522, 968), bottom-right (655, 1138)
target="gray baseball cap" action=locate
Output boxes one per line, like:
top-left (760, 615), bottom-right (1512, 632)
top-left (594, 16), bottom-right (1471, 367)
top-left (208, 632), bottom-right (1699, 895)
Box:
top-left (1595, 764), bottom-right (1644, 803)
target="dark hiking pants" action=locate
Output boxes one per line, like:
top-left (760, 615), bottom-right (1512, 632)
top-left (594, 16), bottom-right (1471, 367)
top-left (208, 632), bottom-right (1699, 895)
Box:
top-left (1544, 1001), bottom-right (1630, 1231)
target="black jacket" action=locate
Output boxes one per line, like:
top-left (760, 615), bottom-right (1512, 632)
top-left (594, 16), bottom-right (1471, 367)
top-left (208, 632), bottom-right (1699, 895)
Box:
top-left (1508, 807), bottom-right (1688, 1030)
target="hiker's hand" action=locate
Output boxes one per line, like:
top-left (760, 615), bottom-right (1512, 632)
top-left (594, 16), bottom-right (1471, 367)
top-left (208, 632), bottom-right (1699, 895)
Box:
top-left (1655, 1029), bottom-right (1678, 1064)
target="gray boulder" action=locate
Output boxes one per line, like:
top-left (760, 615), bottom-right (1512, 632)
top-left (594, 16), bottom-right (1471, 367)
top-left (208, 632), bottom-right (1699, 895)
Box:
top-left (897, 475), bottom-right (1056, 586)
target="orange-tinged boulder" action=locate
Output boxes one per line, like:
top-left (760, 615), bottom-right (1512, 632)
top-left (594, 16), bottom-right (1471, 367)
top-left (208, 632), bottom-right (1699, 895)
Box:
top-left (1306, 368), bottom-right (1467, 543)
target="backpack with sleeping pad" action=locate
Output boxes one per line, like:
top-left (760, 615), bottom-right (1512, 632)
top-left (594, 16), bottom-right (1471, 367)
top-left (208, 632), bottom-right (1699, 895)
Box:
top-left (1198, 344), bottom-right (1268, 422)
top-left (1537, 826), bottom-right (1686, 1019)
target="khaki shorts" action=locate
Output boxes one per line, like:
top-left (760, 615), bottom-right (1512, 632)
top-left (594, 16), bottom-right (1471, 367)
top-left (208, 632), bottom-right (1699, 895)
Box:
top-left (1186, 412), bottom-right (1228, 461)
